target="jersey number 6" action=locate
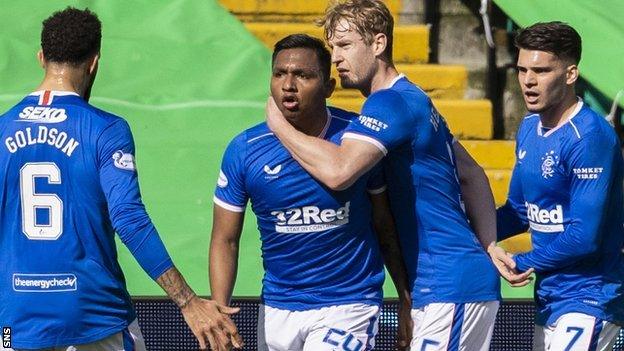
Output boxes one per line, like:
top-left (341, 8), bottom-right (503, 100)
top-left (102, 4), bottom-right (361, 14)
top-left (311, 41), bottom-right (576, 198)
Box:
top-left (19, 162), bottom-right (63, 240)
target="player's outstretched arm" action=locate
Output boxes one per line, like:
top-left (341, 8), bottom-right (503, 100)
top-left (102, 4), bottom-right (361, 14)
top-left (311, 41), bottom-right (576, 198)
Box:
top-left (97, 120), bottom-right (242, 349)
top-left (453, 141), bottom-right (496, 249)
top-left (454, 141), bottom-right (533, 286)
top-left (266, 96), bottom-right (383, 190)
top-left (207, 204), bottom-right (246, 350)
top-left (370, 191), bottom-right (412, 350)
top-left (209, 205), bottom-right (244, 307)
top-left (156, 267), bottom-right (242, 350)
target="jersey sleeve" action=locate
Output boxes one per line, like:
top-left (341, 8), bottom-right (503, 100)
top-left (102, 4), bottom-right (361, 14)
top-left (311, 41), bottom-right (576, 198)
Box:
top-left (515, 132), bottom-right (617, 272)
top-left (213, 134), bottom-right (248, 212)
top-left (341, 90), bottom-right (414, 154)
top-left (97, 120), bottom-right (173, 280)
top-left (366, 162), bottom-right (386, 195)
top-left (496, 162), bottom-right (529, 240)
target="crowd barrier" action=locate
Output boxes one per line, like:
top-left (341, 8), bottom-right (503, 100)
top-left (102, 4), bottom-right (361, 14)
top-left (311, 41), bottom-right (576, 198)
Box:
top-left (133, 298), bottom-right (623, 350)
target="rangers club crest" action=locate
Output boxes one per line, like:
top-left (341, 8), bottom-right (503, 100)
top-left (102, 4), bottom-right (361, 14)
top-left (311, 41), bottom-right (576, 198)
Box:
top-left (541, 150), bottom-right (559, 178)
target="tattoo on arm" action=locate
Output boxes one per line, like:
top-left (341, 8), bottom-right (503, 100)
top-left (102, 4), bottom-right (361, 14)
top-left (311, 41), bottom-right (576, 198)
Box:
top-left (156, 267), bottom-right (197, 309)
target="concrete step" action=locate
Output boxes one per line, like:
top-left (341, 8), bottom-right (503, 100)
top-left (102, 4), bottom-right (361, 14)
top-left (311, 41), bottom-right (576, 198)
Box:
top-left (246, 22), bottom-right (429, 64)
top-left (329, 98), bottom-right (491, 139)
top-left (219, 0), bottom-right (401, 22)
top-left (485, 169), bottom-right (511, 206)
top-left (332, 64), bottom-right (466, 99)
top-left (499, 233), bottom-right (532, 253)
top-left (462, 141), bottom-right (515, 204)
top-left (461, 140), bottom-right (515, 169)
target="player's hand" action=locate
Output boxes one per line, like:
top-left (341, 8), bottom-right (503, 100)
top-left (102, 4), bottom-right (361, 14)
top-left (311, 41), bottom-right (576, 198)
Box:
top-left (487, 244), bottom-right (534, 287)
top-left (265, 96), bottom-right (287, 134)
top-left (180, 296), bottom-right (243, 350)
top-left (396, 296), bottom-right (413, 350)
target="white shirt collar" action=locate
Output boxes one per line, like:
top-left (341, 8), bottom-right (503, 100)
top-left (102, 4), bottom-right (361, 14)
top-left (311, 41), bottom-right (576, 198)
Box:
top-left (386, 73), bottom-right (406, 89)
top-left (538, 97), bottom-right (584, 137)
top-left (29, 90), bottom-right (79, 97)
top-left (317, 108), bottom-right (332, 139)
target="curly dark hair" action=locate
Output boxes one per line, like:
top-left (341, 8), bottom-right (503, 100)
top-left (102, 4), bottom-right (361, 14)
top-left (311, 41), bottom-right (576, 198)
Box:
top-left (515, 21), bottom-right (582, 64)
top-left (41, 7), bottom-right (101, 65)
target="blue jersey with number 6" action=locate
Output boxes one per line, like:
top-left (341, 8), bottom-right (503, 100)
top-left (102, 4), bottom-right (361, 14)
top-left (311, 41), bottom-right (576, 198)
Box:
top-left (0, 91), bottom-right (173, 349)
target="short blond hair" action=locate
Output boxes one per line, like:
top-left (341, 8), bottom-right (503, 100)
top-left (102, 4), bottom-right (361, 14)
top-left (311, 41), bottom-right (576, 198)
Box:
top-left (318, 0), bottom-right (394, 60)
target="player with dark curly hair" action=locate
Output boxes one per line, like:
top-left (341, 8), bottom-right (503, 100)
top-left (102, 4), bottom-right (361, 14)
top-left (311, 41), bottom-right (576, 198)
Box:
top-left (0, 7), bottom-right (242, 351)
top-left (41, 7), bottom-right (102, 64)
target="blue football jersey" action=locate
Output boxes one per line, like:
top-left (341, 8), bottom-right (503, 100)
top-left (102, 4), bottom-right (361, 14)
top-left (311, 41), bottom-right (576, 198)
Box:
top-left (214, 107), bottom-right (385, 311)
top-left (341, 75), bottom-right (500, 307)
top-left (0, 91), bottom-right (173, 349)
top-left (497, 100), bottom-right (624, 326)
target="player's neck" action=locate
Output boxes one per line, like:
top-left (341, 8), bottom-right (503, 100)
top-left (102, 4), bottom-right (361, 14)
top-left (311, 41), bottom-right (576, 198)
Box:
top-left (36, 64), bottom-right (91, 99)
top-left (540, 93), bottom-right (579, 129)
top-left (363, 63), bottom-right (399, 97)
top-left (289, 107), bottom-right (328, 137)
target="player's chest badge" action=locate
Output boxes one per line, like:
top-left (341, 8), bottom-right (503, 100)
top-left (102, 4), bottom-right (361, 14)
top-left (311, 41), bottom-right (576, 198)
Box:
top-left (540, 150), bottom-right (560, 179)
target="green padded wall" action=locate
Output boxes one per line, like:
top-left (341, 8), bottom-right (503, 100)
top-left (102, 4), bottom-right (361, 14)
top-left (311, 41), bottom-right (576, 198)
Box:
top-left (494, 0), bottom-right (624, 107)
top-left (0, 0), bottom-right (271, 296)
top-left (1, 0), bottom-right (532, 299)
